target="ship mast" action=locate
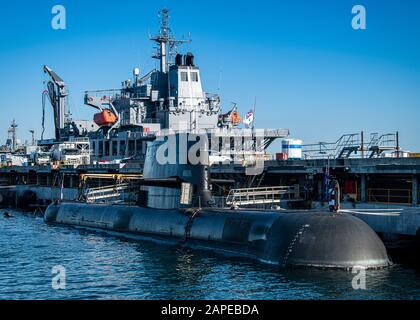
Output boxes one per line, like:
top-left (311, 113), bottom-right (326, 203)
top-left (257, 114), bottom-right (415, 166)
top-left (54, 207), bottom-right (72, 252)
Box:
top-left (151, 9), bottom-right (190, 74)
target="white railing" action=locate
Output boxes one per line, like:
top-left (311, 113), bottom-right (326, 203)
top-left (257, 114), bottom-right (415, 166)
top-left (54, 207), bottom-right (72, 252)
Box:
top-left (225, 186), bottom-right (301, 206)
top-left (84, 183), bottom-right (134, 203)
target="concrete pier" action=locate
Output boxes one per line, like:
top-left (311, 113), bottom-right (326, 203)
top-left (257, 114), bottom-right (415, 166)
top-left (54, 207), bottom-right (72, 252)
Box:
top-left (345, 205), bottom-right (420, 238)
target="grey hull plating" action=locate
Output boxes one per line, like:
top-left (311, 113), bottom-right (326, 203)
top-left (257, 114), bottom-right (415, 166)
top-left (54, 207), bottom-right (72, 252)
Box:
top-left (45, 203), bottom-right (391, 269)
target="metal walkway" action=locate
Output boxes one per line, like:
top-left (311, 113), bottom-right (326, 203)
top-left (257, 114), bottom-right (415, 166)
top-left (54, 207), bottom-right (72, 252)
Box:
top-left (302, 132), bottom-right (399, 159)
top-left (84, 183), bottom-right (135, 203)
top-left (225, 186), bottom-right (302, 207)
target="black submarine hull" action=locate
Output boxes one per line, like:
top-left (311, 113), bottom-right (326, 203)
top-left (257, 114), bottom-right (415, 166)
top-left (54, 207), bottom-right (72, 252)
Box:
top-left (45, 203), bottom-right (391, 269)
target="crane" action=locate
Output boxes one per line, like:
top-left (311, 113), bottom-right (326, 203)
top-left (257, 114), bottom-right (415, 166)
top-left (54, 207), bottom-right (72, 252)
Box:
top-left (43, 65), bottom-right (68, 140)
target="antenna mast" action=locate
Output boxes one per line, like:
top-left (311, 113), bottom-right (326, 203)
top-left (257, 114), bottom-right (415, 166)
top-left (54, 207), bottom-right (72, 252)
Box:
top-left (151, 9), bottom-right (191, 73)
top-left (8, 119), bottom-right (18, 151)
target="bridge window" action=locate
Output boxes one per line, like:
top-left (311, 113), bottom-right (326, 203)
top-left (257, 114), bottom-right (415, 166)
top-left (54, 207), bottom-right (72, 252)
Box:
top-left (181, 72), bottom-right (188, 82)
top-left (191, 72), bottom-right (198, 82)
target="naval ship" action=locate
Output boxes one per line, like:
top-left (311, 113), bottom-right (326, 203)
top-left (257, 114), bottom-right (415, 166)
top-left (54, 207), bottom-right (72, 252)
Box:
top-left (35, 8), bottom-right (286, 167)
top-left (1, 9), bottom-right (393, 269)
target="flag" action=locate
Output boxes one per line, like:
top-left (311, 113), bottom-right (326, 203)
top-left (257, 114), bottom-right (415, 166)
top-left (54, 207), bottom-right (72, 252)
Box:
top-left (243, 110), bottom-right (254, 128)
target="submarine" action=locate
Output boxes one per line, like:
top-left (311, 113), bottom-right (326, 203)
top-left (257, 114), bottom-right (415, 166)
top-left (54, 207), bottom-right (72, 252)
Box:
top-left (45, 134), bottom-right (391, 269)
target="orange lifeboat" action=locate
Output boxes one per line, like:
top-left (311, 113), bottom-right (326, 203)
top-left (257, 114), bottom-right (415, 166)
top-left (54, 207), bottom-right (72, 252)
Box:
top-left (231, 111), bottom-right (242, 126)
top-left (93, 109), bottom-right (118, 127)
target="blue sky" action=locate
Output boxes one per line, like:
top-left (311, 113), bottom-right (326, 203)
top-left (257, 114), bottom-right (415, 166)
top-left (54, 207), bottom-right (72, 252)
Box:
top-left (0, 0), bottom-right (419, 151)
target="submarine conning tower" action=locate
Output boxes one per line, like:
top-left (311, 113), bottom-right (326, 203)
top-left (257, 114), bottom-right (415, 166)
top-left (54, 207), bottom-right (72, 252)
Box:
top-left (140, 132), bottom-right (214, 209)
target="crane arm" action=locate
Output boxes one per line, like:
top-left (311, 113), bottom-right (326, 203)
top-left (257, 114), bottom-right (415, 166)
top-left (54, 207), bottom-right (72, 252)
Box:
top-left (42, 65), bottom-right (68, 140)
top-left (43, 65), bottom-right (65, 87)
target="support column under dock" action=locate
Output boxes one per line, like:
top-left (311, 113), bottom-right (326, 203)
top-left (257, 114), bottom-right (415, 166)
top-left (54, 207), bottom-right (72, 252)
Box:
top-left (317, 179), bottom-right (323, 201)
top-left (360, 174), bottom-right (366, 202)
top-left (412, 175), bottom-right (418, 206)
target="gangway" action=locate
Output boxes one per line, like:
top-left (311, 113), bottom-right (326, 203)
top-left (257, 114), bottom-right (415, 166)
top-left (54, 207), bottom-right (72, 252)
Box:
top-left (83, 183), bottom-right (136, 203)
top-left (225, 186), bottom-right (303, 207)
top-left (364, 133), bottom-right (399, 158)
top-left (78, 173), bottom-right (143, 203)
top-left (302, 132), bottom-right (399, 159)
top-left (302, 133), bottom-right (361, 159)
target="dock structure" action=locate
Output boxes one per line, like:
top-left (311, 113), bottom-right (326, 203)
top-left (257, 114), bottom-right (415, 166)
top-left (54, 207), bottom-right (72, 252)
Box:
top-left (211, 157), bottom-right (420, 207)
top-left (212, 157), bottom-right (420, 242)
top-left (1, 157), bottom-right (419, 205)
top-left (0, 156), bottom-right (419, 245)
top-left (0, 163), bottom-right (143, 207)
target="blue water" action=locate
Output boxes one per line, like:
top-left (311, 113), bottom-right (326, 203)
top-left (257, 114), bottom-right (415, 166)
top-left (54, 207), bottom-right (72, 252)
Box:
top-left (0, 210), bottom-right (419, 300)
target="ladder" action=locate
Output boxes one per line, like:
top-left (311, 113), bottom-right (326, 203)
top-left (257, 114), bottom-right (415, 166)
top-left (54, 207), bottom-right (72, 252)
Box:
top-left (302, 132), bottom-right (398, 159)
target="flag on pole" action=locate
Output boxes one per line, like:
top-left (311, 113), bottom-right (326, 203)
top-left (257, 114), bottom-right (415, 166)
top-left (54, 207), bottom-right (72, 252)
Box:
top-left (243, 110), bottom-right (254, 128)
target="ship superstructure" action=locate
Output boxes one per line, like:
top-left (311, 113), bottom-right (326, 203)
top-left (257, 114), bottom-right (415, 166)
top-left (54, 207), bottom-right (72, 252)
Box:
top-left (80, 9), bottom-right (286, 164)
top-left (5, 8), bottom-right (286, 168)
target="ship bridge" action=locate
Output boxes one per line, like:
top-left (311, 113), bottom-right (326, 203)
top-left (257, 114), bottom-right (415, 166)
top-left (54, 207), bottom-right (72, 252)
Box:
top-left (163, 54), bottom-right (220, 131)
